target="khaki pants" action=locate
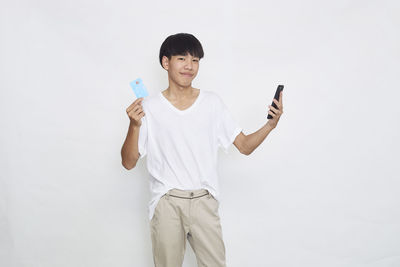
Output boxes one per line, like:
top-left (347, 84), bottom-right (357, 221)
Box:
top-left (150, 188), bottom-right (226, 267)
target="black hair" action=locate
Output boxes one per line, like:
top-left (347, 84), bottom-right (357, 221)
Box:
top-left (159, 33), bottom-right (204, 69)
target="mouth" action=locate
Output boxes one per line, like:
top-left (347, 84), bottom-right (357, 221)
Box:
top-left (180, 73), bottom-right (193, 77)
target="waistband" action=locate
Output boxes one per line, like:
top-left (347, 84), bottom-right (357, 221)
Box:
top-left (165, 188), bottom-right (211, 199)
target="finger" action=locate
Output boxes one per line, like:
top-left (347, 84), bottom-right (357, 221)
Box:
top-left (268, 110), bottom-right (276, 117)
top-left (127, 97), bottom-right (144, 109)
top-left (130, 110), bottom-right (144, 121)
top-left (126, 98), bottom-right (144, 112)
top-left (132, 97), bottom-right (144, 107)
top-left (127, 104), bottom-right (140, 113)
top-left (130, 106), bottom-right (143, 116)
top-left (133, 104), bottom-right (143, 113)
top-left (273, 98), bottom-right (283, 110)
top-left (271, 102), bottom-right (282, 112)
top-left (269, 105), bottom-right (280, 114)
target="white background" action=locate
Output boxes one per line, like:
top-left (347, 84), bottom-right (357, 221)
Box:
top-left (1, 0), bottom-right (399, 266)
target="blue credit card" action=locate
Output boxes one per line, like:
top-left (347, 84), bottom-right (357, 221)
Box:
top-left (129, 78), bottom-right (149, 98)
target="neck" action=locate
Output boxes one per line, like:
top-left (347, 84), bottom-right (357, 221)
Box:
top-left (164, 84), bottom-right (195, 100)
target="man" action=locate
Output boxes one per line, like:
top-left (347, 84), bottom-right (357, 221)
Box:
top-left (121, 33), bottom-right (283, 267)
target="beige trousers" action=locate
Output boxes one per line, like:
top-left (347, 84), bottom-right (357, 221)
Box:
top-left (150, 188), bottom-right (226, 267)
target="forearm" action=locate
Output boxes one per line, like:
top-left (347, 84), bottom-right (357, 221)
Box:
top-left (245, 122), bottom-right (275, 155)
top-left (121, 121), bottom-right (141, 169)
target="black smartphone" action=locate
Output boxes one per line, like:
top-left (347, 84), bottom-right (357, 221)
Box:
top-left (267, 85), bottom-right (284, 119)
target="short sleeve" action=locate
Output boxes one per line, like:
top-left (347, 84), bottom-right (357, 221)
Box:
top-left (216, 95), bottom-right (243, 153)
top-left (138, 108), bottom-right (148, 159)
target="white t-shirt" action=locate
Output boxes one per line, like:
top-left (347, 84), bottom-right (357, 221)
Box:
top-left (138, 89), bottom-right (243, 221)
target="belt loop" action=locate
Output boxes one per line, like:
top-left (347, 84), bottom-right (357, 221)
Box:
top-left (207, 190), bottom-right (211, 199)
top-left (165, 192), bottom-right (170, 200)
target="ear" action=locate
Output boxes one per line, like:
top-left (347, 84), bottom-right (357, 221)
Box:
top-left (162, 56), bottom-right (169, 70)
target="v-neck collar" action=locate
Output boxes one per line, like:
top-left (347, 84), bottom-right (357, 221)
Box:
top-left (159, 89), bottom-right (203, 115)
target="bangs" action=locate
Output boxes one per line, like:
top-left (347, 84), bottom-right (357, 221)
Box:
top-left (159, 33), bottom-right (204, 68)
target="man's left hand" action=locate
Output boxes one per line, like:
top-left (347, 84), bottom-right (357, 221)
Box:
top-left (267, 91), bottom-right (284, 129)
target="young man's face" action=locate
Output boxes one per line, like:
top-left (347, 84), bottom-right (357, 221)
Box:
top-left (162, 53), bottom-right (200, 88)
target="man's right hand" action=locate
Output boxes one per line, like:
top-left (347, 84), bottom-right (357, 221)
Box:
top-left (126, 97), bottom-right (145, 127)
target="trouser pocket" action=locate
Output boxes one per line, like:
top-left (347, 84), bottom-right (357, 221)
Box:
top-left (150, 194), bottom-right (167, 226)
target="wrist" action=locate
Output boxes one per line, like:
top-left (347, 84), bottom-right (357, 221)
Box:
top-left (129, 121), bottom-right (141, 130)
top-left (266, 121), bottom-right (275, 130)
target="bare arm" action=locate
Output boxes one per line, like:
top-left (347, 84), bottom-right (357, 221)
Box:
top-left (121, 97), bottom-right (145, 170)
top-left (239, 91), bottom-right (284, 155)
top-left (121, 122), bottom-right (141, 170)
top-left (242, 123), bottom-right (275, 155)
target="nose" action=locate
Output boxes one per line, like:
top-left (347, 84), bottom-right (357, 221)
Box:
top-left (184, 60), bottom-right (193, 70)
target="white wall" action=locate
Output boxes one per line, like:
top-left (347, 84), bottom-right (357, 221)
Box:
top-left (1, 0), bottom-right (399, 266)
